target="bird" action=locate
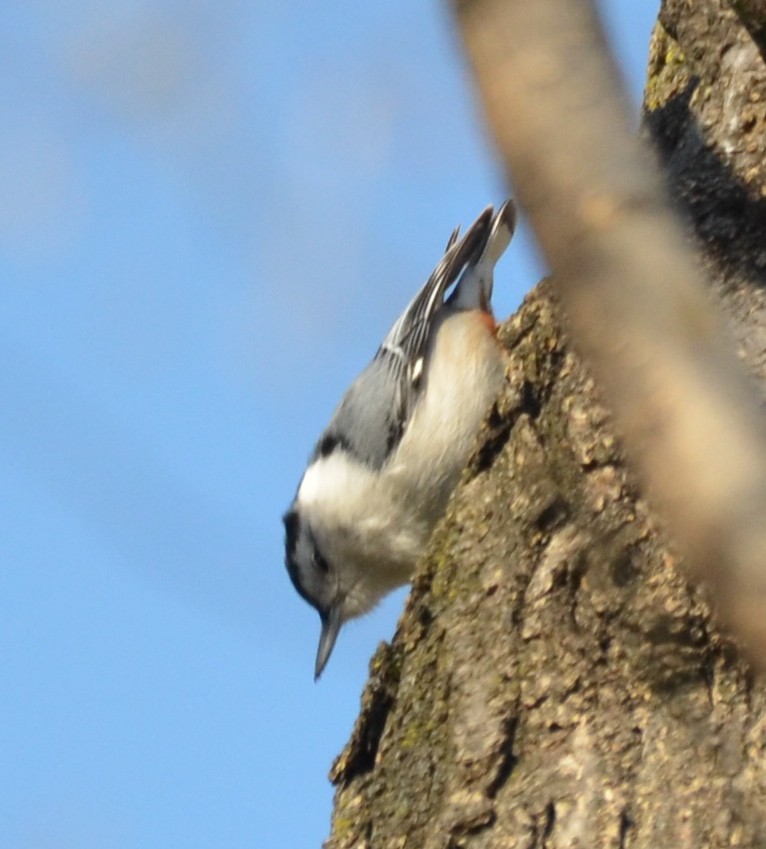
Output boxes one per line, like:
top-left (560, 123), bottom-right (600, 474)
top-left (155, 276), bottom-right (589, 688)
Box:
top-left (284, 201), bottom-right (516, 678)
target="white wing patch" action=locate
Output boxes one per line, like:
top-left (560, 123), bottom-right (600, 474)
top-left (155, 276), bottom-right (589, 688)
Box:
top-left (411, 357), bottom-right (424, 385)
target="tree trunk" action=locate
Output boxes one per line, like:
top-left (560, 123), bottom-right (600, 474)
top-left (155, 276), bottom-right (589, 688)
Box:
top-left (325, 3), bottom-right (766, 847)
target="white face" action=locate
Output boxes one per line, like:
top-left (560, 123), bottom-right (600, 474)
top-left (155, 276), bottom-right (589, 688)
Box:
top-left (289, 444), bottom-right (436, 616)
top-left (288, 454), bottom-right (381, 617)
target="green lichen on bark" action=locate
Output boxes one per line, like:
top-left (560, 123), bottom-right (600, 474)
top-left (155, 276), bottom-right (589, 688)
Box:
top-left (644, 20), bottom-right (690, 112)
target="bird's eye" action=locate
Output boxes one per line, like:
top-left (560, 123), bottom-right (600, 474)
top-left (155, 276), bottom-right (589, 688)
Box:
top-left (313, 549), bottom-right (330, 574)
top-left (318, 434), bottom-right (338, 457)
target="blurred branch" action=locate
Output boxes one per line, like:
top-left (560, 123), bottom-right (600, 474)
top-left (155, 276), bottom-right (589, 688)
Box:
top-left (452, 0), bottom-right (766, 664)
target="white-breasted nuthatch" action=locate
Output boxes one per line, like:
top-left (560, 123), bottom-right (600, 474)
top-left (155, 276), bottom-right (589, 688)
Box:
top-left (284, 201), bottom-right (516, 678)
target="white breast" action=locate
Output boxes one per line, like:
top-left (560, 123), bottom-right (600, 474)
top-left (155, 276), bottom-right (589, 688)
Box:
top-left (389, 308), bottom-right (505, 516)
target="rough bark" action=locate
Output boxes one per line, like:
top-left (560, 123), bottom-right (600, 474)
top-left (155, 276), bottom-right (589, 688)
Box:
top-left (325, 2), bottom-right (766, 847)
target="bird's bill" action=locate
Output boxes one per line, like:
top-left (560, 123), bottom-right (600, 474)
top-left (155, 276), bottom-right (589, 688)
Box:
top-left (315, 603), bottom-right (342, 680)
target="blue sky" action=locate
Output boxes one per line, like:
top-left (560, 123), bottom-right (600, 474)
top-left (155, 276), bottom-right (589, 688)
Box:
top-left (1, 2), bottom-right (657, 846)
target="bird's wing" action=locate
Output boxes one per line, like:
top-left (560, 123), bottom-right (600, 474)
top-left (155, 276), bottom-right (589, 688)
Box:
top-left (313, 206), bottom-right (495, 469)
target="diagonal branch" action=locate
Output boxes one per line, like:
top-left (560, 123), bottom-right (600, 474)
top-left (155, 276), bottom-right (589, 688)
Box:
top-left (452, 0), bottom-right (766, 664)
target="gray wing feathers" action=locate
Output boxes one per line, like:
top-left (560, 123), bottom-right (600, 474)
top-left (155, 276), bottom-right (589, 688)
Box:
top-left (315, 354), bottom-right (406, 469)
top-left (380, 206), bottom-right (493, 362)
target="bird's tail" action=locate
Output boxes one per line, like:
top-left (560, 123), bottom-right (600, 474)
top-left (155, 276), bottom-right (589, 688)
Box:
top-left (448, 200), bottom-right (516, 311)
